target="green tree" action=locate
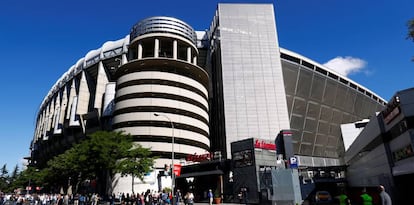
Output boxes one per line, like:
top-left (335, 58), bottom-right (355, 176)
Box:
top-left (47, 145), bottom-right (85, 188)
top-left (7, 167), bottom-right (42, 193)
top-left (116, 143), bottom-right (154, 193)
top-left (10, 165), bottom-right (19, 182)
top-left (408, 19), bottom-right (414, 41)
top-left (408, 18), bottom-right (414, 60)
top-left (44, 131), bottom-right (155, 195)
top-left (0, 164), bottom-right (8, 177)
top-left (0, 164), bottom-right (9, 191)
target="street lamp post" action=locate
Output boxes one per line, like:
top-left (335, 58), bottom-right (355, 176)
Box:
top-left (154, 113), bottom-right (175, 205)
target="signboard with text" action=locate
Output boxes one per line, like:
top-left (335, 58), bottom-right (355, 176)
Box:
top-left (254, 139), bottom-right (276, 151)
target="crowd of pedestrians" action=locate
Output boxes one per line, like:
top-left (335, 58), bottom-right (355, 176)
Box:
top-left (331, 185), bottom-right (392, 205)
top-left (0, 192), bottom-right (100, 205)
top-left (0, 189), bottom-right (198, 205)
top-left (113, 189), bottom-right (194, 205)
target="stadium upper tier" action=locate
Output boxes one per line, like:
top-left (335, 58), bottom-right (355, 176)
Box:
top-left (38, 37), bottom-right (386, 113)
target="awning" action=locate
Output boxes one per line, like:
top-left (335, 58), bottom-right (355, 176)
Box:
top-left (176, 169), bottom-right (223, 178)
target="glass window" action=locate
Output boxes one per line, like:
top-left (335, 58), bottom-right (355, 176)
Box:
top-left (159, 39), bottom-right (173, 58)
top-left (178, 42), bottom-right (188, 61)
top-left (315, 67), bottom-right (328, 75)
top-left (281, 53), bottom-right (300, 64)
top-left (142, 39), bottom-right (154, 58)
top-left (301, 60), bottom-right (314, 70)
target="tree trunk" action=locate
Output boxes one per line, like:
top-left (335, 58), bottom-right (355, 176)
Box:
top-left (131, 175), bottom-right (135, 194)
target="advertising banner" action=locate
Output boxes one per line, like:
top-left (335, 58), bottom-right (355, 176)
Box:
top-left (173, 164), bottom-right (182, 176)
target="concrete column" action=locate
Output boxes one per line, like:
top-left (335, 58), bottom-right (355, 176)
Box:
top-left (138, 43), bottom-right (143, 59)
top-left (173, 40), bottom-right (178, 59)
top-left (193, 56), bottom-right (197, 65)
top-left (122, 53), bottom-right (128, 64)
top-left (187, 47), bottom-right (191, 63)
top-left (154, 39), bottom-right (159, 58)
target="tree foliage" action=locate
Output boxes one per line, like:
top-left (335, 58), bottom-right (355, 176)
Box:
top-left (0, 164), bottom-right (10, 191)
top-left (0, 164), bottom-right (42, 192)
top-left (42, 131), bottom-right (155, 194)
top-left (116, 143), bottom-right (154, 181)
top-left (1, 131), bottom-right (155, 194)
top-left (408, 18), bottom-right (414, 42)
top-left (408, 18), bottom-right (414, 61)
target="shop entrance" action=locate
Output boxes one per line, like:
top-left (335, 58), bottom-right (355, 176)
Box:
top-left (394, 174), bottom-right (414, 204)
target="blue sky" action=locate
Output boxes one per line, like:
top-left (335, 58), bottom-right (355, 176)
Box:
top-left (0, 0), bottom-right (413, 171)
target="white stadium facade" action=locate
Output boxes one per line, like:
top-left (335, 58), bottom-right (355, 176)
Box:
top-left (30, 3), bottom-right (386, 195)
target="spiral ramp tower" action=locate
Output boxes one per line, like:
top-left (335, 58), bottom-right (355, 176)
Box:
top-left (112, 17), bottom-right (210, 173)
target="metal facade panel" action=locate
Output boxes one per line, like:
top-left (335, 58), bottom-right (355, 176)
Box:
top-left (217, 4), bottom-right (290, 159)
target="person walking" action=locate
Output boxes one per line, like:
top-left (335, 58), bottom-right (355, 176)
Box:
top-left (79, 194), bottom-right (86, 205)
top-left (175, 189), bottom-right (182, 205)
top-left (360, 188), bottom-right (373, 205)
top-left (336, 189), bottom-right (351, 205)
top-left (56, 194), bottom-right (63, 205)
top-left (379, 185), bottom-right (392, 205)
top-left (63, 194), bottom-right (69, 205)
top-left (207, 189), bottom-right (213, 205)
top-left (184, 191), bottom-right (194, 205)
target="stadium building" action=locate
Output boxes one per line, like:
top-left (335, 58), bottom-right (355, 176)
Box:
top-left (30, 3), bottom-right (386, 196)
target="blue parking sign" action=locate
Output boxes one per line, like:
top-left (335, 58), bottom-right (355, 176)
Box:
top-left (290, 156), bottom-right (298, 168)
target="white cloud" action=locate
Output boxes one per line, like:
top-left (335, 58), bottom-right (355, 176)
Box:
top-left (323, 56), bottom-right (367, 77)
top-left (20, 158), bottom-right (29, 170)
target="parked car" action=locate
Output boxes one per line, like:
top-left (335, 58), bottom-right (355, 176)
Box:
top-left (314, 191), bottom-right (332, 204)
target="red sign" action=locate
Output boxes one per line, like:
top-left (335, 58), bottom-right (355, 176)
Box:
top-left (254, 139), bottom-right (276, 150)
top-left (173, 164), bottom-right (182, 176)
top-left (186, 152), bottom-right (213, 162)
top-left (282, 130), bottom-right (293, 137)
